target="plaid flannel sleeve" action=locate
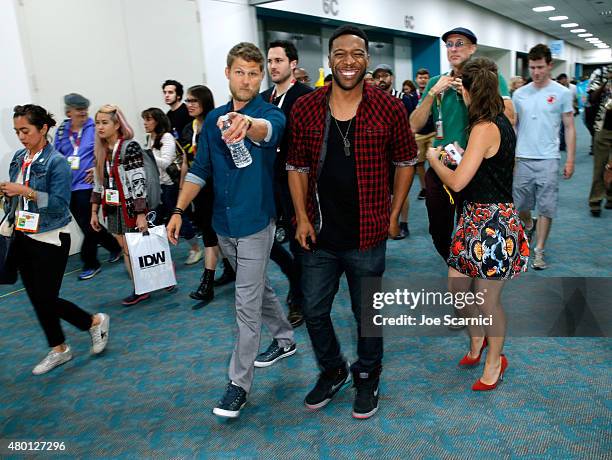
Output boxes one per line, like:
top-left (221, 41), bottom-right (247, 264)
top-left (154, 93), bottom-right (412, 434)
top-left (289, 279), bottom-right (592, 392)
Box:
top-left (286, 103), bottom-right (310, 173)
top-left (390, 99), bottom-right (418, 167)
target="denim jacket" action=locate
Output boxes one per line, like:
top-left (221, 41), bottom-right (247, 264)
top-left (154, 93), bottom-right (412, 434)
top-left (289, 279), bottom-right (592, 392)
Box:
top-left (6, 143), bottom-right (72, 233)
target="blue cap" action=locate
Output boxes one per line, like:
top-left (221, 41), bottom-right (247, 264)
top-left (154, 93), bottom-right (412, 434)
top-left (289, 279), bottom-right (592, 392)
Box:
top-left (442, 27), bottom-right (477, 45)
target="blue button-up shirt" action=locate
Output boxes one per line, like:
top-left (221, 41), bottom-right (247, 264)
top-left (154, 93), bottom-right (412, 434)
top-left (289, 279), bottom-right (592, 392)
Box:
top-left (185, 95), bottom-right (286, 238)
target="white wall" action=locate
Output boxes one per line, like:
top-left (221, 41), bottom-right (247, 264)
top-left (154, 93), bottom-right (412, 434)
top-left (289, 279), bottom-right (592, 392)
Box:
top-left (0, 0), bottom-right (32, 183)
top-left (393, 37), bottom-right (412, 88)
top-left (16, 0), bottom-right (205, 142)
top-left (197, 0), bottom-right (259, 105)
top-left (581, 49), bottom-right (612, 65)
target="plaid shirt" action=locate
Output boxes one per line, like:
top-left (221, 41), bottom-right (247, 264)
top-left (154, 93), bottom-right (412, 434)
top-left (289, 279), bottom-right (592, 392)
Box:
top-left (287, 83), bottom-right (417, 250)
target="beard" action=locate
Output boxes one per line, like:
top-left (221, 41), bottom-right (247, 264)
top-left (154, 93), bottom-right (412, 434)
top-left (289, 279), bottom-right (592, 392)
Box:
top-left (230, 85), bottom-right (259, 103)
top-left (331, 65), bottom-right (367, 91)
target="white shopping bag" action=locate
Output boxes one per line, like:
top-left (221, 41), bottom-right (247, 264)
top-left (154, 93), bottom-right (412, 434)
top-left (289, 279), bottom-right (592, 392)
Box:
top-left (125, 225), bottom-right (176, 295)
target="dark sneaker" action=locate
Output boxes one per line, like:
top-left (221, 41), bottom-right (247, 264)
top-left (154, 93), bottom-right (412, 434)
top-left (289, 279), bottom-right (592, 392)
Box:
top-left (304, 363), bottom-right (350, 410)
top-left (78, 267), bottom-right (101, 280)
top-left (107, 250), bottom-right (122, 263)
top-left (254, 340), bottom-right (297, 368)
top-left (122, 292), bottom-right (150, 306)
top-left (418, 189), bottom-right (426, 200)
top-left (287, 305), bottom-right (304, 328)
top-left (213, 382), bottom-right (247, 418)
top-left (352, 368), bottom-right (381, 420)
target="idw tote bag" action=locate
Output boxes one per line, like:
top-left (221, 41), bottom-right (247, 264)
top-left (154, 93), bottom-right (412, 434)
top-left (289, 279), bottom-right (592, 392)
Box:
top-left (125, 225), bottom-right (176, 295)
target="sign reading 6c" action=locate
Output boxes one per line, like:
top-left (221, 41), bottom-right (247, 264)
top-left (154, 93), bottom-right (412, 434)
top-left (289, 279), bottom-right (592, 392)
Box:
top-left (323, 0), bottom-right (339, 16)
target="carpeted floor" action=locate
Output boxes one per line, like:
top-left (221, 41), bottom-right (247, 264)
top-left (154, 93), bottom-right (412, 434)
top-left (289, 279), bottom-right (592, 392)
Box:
top-left (0, 122), bottom-right (610, 459)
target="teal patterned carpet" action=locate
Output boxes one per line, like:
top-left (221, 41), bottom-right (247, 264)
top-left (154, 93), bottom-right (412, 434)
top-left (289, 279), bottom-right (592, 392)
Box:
top-left (0, 122), bottom-right (610, 458)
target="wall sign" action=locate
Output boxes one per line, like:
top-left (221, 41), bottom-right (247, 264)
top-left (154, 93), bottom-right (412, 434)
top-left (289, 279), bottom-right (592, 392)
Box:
top-left (322, 0), bottom-right (339, 16)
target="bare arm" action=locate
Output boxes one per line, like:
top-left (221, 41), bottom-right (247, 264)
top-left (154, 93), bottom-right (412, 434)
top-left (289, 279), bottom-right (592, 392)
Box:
top-left (562, 111), bottom-right (576, 179)
top-left (503, 99), bottom-right (515, 126)
top-left (288, 170), bottom-right (316, 250)
top-left (426, 122), bottom-right (499, 192)
top-left (410, 75), bottom-right (454, 132)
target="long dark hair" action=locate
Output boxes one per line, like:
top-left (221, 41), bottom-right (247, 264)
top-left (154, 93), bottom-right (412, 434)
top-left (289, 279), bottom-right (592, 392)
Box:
top-left (461, 58), bottom-right (505, 131)
top-left (187, 85), bottom-right (215, 121)
top-left (141, 107), bottom-right (171, 150)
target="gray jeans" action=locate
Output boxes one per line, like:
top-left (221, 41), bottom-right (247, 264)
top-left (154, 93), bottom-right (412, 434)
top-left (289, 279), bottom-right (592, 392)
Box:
top-left (217, 221), bottom-right (295, 393)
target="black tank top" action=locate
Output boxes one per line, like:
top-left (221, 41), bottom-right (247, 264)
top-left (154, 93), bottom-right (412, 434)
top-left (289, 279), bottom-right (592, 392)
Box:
top-left (463, 114), bottom-right (516, 203)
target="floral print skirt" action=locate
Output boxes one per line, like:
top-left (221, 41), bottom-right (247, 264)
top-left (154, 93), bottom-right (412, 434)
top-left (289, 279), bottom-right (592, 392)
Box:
top-left (447, 202), bottom-right (529, 280)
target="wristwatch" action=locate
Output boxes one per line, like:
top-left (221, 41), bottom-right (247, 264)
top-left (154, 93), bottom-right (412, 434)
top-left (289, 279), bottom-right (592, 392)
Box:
top-left (244, 115), bottom-right (254, 130)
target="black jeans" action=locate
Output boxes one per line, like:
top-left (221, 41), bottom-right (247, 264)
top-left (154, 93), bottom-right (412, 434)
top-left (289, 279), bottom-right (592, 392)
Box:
top-left (301, 240), bottom-right (386, 373)
top-left (158, 184), bottom-right (196, 240)
top-left (12, 232), bottom-right (92, 347)
top-left (270, 177), bottom-right (303, 303)
top-left (70, 189), bottom-right (121, 270)
top-left (424, 168), bottom-right (463, 261)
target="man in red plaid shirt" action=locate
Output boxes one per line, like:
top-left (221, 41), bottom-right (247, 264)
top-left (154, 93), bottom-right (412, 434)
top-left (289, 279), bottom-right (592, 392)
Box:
top-left (286, 25), bottom-right (417, 419)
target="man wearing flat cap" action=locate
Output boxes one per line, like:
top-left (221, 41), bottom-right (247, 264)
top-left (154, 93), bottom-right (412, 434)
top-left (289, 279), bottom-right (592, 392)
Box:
top-left (54, 93), bottom-right (122, 281)
top-left (410, 27), bottom-right (514, 259)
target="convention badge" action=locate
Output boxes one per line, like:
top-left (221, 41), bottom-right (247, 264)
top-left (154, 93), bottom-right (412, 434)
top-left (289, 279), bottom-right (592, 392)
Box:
top-left (104, 189), bottom-right (120, 206)
top-left (435, 120), bottom-right (444, 140)
top-left (15, 210), bottom-right (40, 233)
top-left (67, 155), bottom-right (80, 170)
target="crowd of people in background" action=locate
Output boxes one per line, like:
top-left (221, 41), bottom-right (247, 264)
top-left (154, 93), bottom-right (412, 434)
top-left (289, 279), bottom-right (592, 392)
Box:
top-left (1, 22), bottom-right (610, 422)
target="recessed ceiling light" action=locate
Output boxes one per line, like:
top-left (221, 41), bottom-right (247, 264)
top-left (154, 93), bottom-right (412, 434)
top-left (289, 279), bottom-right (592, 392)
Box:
top-left (561, 23), bottom-right (579, 28)
top-left (570, 29), bottom-right (586, 33)
top-left (533, 6), bottom-right (555, 12)
top-left (578, 33), bottom-right (593, 37)
top-left (548, 16), bottom-right (568, 21)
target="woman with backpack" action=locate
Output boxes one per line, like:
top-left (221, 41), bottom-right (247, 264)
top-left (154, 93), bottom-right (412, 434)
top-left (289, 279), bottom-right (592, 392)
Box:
top-left (142, 108), bottom-right (200, 259)
top-left (90, 104), bottom-right (151, 306)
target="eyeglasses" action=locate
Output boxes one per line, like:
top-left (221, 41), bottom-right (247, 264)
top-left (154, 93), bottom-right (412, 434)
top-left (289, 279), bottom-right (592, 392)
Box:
top-left (185, 98), bottom-right (199, 104)
top-left (445, 40), bottom-right (466, 49)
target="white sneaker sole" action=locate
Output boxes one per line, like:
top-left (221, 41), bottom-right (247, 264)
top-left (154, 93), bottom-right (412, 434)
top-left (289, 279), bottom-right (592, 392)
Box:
top-left (253, 347), bottom-right (297, 368)
top-left (352, 406), bottom-right (378, 419)
top-left (303, 376), bottom-right (351, 410)
top-left (212, 402), bottom-right (246, 418)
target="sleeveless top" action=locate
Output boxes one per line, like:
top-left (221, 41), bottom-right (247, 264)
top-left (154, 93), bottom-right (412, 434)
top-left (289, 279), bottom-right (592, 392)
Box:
top-left (463, 114), bottom-right (516, 203)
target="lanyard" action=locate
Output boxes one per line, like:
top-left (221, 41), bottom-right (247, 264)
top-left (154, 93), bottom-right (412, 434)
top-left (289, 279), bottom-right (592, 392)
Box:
top-left (436, 93), bottom-right (443, 121)
top-left (21, 150), bottom-right (42, 211)
top-left (68, 127), bottom-right (83, 156)
top-left (105, 139), bottom-right (122, 189)
top-left (270, 80), bottom-right (295, 109)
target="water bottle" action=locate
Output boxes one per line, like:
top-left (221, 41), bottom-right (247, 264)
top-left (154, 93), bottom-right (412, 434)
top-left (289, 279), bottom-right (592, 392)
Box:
top-left (220, 115), bottom-right (252, 168)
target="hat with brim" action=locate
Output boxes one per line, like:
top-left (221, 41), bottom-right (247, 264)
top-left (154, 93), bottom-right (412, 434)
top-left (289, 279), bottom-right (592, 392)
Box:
top-left (441, 27), bottom-right (477, 45)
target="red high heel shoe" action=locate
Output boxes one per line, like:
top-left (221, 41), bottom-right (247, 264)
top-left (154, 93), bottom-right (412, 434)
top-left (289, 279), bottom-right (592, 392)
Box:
top-left (458, 337), bottom-right (487, 366)
top-left (472, 354), bottom-right (508, 391)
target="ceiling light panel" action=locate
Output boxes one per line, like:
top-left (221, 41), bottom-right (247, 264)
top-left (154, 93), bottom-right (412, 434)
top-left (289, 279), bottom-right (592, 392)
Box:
top-left (548, 16), bottom-right (568, 21)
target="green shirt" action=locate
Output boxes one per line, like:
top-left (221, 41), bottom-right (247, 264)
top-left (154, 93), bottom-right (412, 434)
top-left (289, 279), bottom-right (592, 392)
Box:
top-left (419, 73), bottom-right (510, 149)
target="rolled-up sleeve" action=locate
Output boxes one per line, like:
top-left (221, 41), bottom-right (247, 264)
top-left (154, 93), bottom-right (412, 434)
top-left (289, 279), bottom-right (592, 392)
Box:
top-left (258, 106), bottom-right (285, 148)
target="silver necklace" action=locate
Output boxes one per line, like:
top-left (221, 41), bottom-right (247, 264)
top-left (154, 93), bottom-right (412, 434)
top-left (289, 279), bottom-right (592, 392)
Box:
top-left (332, 115), bottom-right (353, 157)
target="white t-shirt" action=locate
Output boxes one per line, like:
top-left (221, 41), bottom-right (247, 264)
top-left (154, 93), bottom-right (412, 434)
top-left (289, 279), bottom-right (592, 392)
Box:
top-left (513, 80), bottom-right (573, 159)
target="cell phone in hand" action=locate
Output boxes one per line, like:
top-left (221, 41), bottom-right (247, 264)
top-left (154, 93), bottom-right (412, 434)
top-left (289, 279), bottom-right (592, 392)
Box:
top-left (444, 143), bottom-right (463, 165)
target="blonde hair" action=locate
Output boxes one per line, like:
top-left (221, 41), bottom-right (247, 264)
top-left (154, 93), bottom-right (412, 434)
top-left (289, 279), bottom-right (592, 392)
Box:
top-left (94, 105), bottom-right (134, 181)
